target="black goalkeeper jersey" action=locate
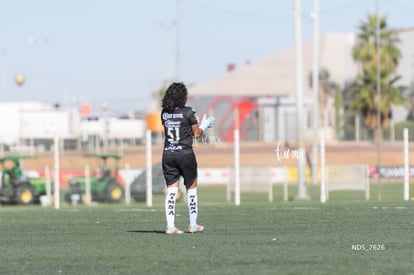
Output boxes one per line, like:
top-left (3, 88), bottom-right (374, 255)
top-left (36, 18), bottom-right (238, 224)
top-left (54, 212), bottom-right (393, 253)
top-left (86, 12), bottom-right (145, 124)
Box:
top-left (161, 106), bottom-right (198, 153)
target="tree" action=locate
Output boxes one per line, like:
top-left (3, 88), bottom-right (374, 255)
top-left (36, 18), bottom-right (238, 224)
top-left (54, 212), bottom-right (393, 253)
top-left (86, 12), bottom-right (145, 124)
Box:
top-left (308, 68), bottom-right (340, 128)
top-left (348, 14), bottom-right (405, 140)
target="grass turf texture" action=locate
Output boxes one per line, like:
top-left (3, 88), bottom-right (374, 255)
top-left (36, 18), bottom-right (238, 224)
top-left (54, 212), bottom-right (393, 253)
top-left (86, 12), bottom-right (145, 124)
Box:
top-left (1, 184), bottom-right (414, 275)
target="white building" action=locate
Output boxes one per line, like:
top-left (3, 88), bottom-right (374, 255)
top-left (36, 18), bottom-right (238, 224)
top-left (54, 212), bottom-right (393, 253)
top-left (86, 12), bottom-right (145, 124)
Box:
top-left (80, 116), bottom-right (145, 145)
top-left (0, 101), bottom-right (145, 151)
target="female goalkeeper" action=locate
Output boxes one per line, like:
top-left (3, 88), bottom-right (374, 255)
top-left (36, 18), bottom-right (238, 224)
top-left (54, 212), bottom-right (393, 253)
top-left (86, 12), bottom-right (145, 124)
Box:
top-left (161, 82), bottom-right (215, 234)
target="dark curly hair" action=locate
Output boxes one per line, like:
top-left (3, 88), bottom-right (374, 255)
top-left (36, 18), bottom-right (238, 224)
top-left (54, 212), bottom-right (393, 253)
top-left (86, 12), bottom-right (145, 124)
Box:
top-left (161, 82), bottom-right (188, 112)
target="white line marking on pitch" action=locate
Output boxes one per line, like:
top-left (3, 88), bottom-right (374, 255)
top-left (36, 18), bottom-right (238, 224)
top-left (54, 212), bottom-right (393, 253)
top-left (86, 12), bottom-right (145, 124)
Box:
top-left (115, 208), bottom-right (158, 212)
top-left (268, 207), bottom-right (321, 210)
top-left (371, 206), bottom-right (411, 210)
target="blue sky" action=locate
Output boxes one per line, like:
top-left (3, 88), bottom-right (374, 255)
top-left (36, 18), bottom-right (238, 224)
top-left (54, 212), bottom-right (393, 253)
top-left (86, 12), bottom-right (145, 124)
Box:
top-left (0, 0), bottom-right (413, 116)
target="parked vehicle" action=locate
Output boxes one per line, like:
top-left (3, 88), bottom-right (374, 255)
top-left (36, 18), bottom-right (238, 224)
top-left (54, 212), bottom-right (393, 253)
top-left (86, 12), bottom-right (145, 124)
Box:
top-left (130, 163), bottom-right (182, 202)
top-left (0, 155), bottom-right (51, 205)
top-left (64, 153), bottom-right (124, 204)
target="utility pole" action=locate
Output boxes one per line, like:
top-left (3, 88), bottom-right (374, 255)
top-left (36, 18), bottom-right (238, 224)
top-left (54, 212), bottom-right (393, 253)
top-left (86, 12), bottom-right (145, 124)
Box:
top-left (311, 0), bottom-right (319, 186)
top-left (293, 0), bottom-right (309, 200)
top-left (176, 0), bottom-right (181, 81)
top-left (376, 0), bottom-right (382, 200)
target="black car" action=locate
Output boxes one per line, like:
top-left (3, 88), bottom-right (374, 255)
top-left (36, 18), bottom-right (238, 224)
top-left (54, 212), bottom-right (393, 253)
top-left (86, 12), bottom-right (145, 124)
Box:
top-left (130, 163), bottom-right (182, 202)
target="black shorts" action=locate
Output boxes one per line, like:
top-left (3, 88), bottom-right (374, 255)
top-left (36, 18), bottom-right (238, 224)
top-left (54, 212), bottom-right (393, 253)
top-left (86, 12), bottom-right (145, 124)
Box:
top-left (162, 151), bottom-right (198, 188)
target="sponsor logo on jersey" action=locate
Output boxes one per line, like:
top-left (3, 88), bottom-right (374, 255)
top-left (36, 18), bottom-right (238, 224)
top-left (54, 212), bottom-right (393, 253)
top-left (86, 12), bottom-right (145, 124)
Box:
top-left (162, 113), bottom-right (184, 120)
top-left (165, 145), bottom-right (183, 152)
top-left (165, 120), bottom-right (181, 128)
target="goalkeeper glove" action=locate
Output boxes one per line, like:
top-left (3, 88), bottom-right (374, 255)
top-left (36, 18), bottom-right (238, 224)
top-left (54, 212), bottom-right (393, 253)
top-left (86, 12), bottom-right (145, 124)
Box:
top-left (199, 114), bottom-right (216, 131)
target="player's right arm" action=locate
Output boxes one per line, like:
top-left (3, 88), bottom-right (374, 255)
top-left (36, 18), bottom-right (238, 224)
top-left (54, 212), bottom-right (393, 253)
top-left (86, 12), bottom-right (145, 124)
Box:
top-left (192, 124), bottom-right (203, 139)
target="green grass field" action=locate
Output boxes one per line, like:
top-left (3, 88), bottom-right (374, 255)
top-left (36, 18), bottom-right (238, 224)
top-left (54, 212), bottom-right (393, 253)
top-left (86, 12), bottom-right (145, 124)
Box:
top-left (1, 184), bottom-right (413, 275)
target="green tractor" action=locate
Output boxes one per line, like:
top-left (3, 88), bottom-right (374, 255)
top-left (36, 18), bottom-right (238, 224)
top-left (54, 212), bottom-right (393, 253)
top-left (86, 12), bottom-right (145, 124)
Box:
top-left (0, 155), bottom-right (50, 205)
top-left (64, 153), bottom-right (125, 204)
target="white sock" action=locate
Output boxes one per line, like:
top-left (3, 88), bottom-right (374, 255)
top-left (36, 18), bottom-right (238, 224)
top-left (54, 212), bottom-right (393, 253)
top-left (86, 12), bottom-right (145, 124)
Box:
top-left (187, 188), bottom-right (198, 228)
top-left (165, 187), bottom-right (178, 229)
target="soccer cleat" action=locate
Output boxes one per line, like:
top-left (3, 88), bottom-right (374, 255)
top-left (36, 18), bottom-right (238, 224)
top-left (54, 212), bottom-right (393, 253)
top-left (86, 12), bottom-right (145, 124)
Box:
top-left (188, 225), bottom-right (204, 233)
top-left (165, 227), bottom-right (184, 235)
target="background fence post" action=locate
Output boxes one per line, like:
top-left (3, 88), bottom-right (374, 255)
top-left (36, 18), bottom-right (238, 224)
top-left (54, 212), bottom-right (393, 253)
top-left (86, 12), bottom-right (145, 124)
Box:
top-left (54, 134), bottom-right (60, 209)
top-left (403, 128), bottom-right (409, 201)
top-left (234, 128), bottom-right (240, 206)
top-left (146, 130), bottom-right (153, 207)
